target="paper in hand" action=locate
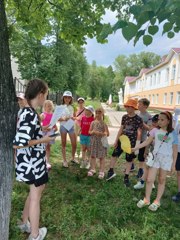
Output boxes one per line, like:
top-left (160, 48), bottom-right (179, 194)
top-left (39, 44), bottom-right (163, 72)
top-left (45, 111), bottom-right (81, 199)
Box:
top-left (49, 105), bottom-right (66, 128)
top-left (63, 119), bottom-right (74, 131)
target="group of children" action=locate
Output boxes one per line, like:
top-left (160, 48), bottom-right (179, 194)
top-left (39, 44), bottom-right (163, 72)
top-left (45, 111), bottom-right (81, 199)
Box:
top-left (14, 79), bottom-right (180, 240)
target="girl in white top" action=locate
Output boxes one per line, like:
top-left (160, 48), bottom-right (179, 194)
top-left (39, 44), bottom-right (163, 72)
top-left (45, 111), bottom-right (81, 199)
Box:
top-left (132, 111), bottom-right (178, 211)
top-left (59, 91), bottom-right (77, 167)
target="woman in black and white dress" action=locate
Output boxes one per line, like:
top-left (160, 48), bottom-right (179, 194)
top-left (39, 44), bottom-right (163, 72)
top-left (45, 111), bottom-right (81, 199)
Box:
top-left (13, 79), bottom-right (55, 240)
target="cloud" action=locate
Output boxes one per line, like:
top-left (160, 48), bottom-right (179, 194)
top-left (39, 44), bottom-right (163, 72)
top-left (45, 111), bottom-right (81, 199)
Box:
top-left (84, 11), bottom-right (180, 67)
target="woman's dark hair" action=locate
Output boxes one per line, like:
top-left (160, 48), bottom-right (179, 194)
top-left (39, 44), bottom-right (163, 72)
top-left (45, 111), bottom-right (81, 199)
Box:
top-left (25, 79), bottom-right (48, 124)
top-left (160, 111), bottom-right (173, 133)
top-left (25, 79), bottom-right (48, 101)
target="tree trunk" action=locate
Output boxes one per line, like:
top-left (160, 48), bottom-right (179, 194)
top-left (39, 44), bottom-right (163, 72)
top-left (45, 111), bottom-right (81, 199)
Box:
top-left (0, 0), bottom-right (17, 239)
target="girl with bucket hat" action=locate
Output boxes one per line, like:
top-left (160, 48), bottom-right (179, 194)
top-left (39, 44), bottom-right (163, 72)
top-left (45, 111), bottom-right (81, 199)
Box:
top-left (59, 91), bottom-right (77, 167)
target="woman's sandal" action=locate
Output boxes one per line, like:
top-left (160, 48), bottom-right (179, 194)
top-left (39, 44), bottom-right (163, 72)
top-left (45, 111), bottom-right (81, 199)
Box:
top-left (148, 201), bottom-right (160, 211)
top-left (87, 169), bottom-right (96, 177)
top-left (98, 172), bottom-right (105, 179)
top-left (137, 198), bottom-right (150, 208)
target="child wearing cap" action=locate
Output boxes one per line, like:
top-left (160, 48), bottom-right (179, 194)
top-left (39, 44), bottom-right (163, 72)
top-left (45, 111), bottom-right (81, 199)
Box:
top-left (136, 98), bottom-right (152, 179)
top-left (74, 97), bottom-right (86, 159)
top-left (59, 90), bottom-right (77, 167)
top-left (106, 99), bottom-right (143, 187)
top-left (79, 105), bottom-right (94, 169)
top-left (134, 114), bottom-right (159, 189)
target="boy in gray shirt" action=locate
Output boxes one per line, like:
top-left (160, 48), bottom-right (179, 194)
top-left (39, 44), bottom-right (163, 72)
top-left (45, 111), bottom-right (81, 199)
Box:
top-left (137, 98), bottom-right (151, 178)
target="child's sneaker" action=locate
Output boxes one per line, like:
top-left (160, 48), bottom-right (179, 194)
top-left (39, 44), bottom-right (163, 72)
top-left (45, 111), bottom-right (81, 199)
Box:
top-left (130, 163), bottom-right (135, 172)
top-left (134, 181), bottom-right (144, 190)
top-left (137, 198), bottom-right (150, 208)
top-left (71, 159), bottom-right (79, 164)
top-left (17, 220), bottom-right (31, 233)
top-left (124, 177), bottom-right (130, 187)
top-left (28, 227), bottom-right (47, 240)
top-left (80, 160), bottom-right (85, 169)
top-left (136, 168), bottom-right (144, 179)
top-left (106, 170), bottom-right (116, 181)
top-left (85, 161), bottom-right (90, 169)
top-left (172, 192), bottom-right (180, 202)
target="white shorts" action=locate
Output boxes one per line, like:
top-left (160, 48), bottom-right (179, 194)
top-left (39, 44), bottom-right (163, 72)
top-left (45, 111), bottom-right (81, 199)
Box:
top-left (146, 153), bottom-right (172, 171)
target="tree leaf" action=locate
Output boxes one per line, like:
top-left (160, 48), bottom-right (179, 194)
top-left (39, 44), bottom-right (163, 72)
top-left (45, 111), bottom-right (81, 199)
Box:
top-left (163, 22), bottom-right (173, 33)
top-left (148, 25), bottom-right (159, 35)
top-left (174, 26), bottom-right (180, 33)
top-left (143, 35), bottom-right (153, 46)
top-left (122, 23), bottom-right (138, 42)
top-left (150, 18), bottom-right (156, 25)
top-left (129, 5), bottom-right (141, 16)
top-left (134, 29), bottom-right (145, 46)
top-left (112, 20), bottom-right (127, 32)
top-left (167, 31), bottom-right (175, 38)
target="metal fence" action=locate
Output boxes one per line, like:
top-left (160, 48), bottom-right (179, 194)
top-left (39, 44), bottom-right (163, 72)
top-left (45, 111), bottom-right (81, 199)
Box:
top-left (14, 77), bottom-right (26, 93)
top-left (13, 78), bottom-right (79, 105)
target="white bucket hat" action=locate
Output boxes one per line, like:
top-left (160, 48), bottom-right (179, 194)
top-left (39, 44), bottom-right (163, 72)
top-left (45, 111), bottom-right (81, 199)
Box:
top-left (77, 97), bottom-right (85, 102)
top-left (63, 91), bottom-right (72, 97)
top-left (85, 105), bottom-right (94, 114)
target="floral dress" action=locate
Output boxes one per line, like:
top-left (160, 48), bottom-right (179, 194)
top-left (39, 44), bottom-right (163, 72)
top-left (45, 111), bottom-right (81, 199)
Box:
top-left (90, 120), bottom-right (107, 158)
top-left (13, 107), bottom-right (48, 184)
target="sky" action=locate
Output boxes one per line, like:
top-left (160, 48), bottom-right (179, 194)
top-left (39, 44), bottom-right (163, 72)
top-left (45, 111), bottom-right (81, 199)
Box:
top-left (84, 10), bottom-right (180, 67)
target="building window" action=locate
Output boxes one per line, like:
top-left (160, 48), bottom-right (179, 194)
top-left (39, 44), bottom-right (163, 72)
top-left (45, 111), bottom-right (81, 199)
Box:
top-left (149, 95), bottom-right (151, 102)
top-left (177, 92), bottom-right (180, 105)
top-left (152, 94), bottom-right (155, 104)
top-left (158, 72), bottom-right (161, 84)
top-left (172, 64), bottom-right (176, 79)
top-left (154, 74), bottom-right (156, 85)
top-left (156, 94), bottom-right (159, 104)
top-left (166, 68), bottom-right (169, 82)
top-left (163, 93), bottom-right (167, 105)
top-left (150, 76), bottom-right (152, 86)
top-left (170, 92), bottom-right (173, 105)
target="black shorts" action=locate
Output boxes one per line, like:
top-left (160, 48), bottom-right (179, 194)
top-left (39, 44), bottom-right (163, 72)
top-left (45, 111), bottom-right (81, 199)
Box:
top-left (176, 153), bottom-right (180, 171)
top-left (112, 140), bottom-right (136, 162)
top-left (26, 172), bottom-right (48, 187)
top-left (138, 144), bottom-right (145, 162)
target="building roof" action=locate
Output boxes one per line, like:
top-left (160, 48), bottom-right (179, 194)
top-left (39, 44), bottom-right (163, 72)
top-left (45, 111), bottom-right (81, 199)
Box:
top-left (172, 48), bottom-right (180, 54)
top-left (124, 76), bottom-right (136, 83)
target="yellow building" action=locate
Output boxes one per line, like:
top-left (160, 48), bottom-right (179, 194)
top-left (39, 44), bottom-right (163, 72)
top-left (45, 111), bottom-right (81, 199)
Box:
top-left (124, 48), bottom-right (180, 111)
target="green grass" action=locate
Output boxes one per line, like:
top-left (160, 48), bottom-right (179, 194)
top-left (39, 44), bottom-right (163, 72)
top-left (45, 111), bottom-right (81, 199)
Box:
top-left (10, 141), bottom-right (180, 240)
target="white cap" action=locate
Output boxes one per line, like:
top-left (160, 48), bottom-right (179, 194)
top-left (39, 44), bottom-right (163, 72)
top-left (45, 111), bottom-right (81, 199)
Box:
top-left (63, 91), bottom-right (72, 97)
top-left (85, 105), bottom-right (94, 114)
top-left (17, 92), bottom-right (25, 99)
top-left (77, 97), bottom-right (85, 102)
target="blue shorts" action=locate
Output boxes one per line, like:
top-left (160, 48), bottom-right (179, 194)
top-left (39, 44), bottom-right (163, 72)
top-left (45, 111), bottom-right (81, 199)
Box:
top-left (80, 134), bottom-right (90, 146)
top-left (60, 125), bottom-right (75, 134)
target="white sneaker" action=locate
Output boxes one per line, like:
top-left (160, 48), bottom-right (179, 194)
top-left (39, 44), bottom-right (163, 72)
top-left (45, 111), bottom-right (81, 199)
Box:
top-left (85, 161), bottom-right (90, 169)
top-left (28, 227), bottom-right (47, 240)
top-left (18, 220), bottom-right (31, 233)
top-left (79, 152), bottom-right (82, 158)
top-left (75, 152), bottom-right (79, 158)
top-left (134, 181), bottom-right (144, 190)
top-left (80, 160), bottom-right (85, 169)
